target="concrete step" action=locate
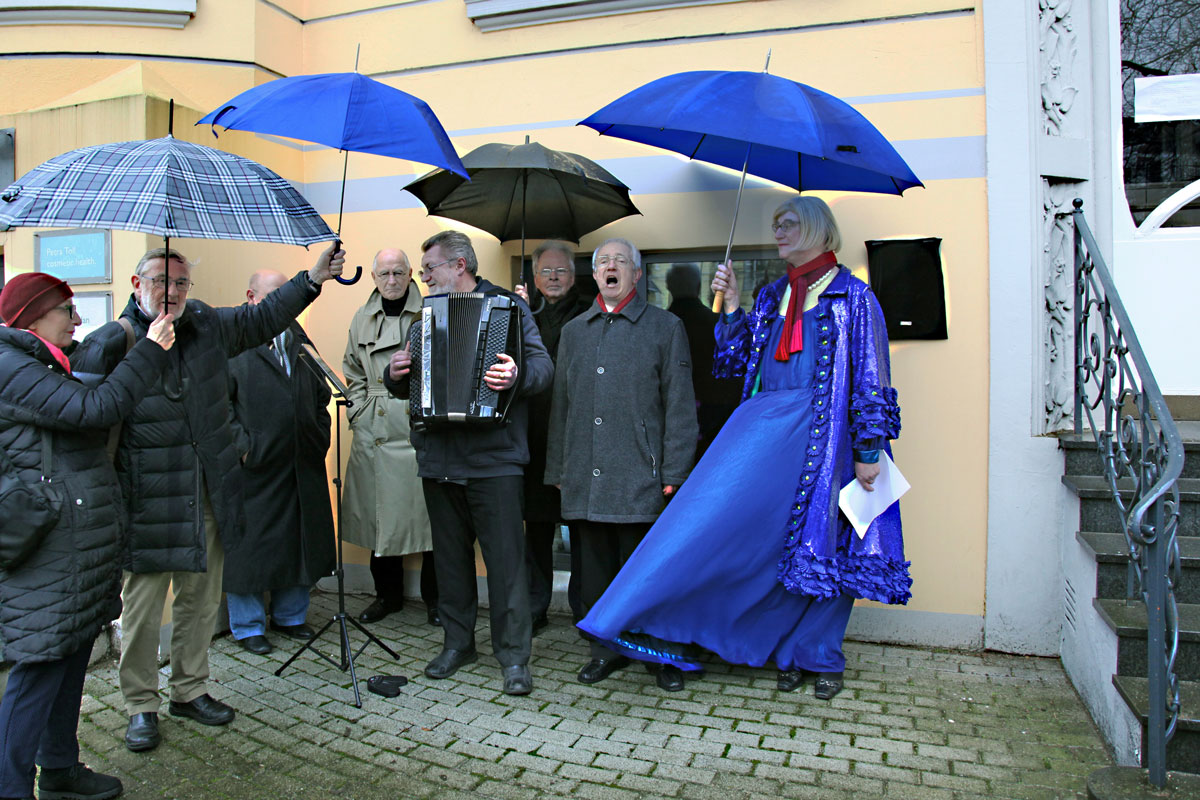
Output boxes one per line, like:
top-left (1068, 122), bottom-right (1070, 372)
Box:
top-left (1062, 428), bottom-right (1200, 480)
top-left (1078, 532), bottom-right (1200, 605)
top-left (1113, 675), bottom-right (1200, 774)
top-left (1063, 476), bottom-right (1200, 537)
top-left (1094, 598), bottom-right (1200, 682)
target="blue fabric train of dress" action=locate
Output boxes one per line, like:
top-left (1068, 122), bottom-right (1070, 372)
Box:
top-left (578, 267), bottom-right (911, 673)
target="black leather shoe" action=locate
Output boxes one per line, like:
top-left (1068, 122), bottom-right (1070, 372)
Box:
top-left (656, 665), bottom-right (685, 692)
top-left (239, 634), bottom-right (272, 655)
top-left (502, 664), bottom-right (532, 695)
top-left (577, 656), bottom-right (630, 684)
top-left (124, 712), bottom-right (160, 752)
top-left (531, 614), bottom-right (549, 636)
top-left (427, 607), bottom-right (442, 627)
top-left (37, 763), bottom-right (122, 800)
top-left (269, 622), bottom-right (315, 640)
top-left (813, 672), bottom-right (844, 701)
top-left (169, 694), bottom-right (235, 726)
top-left (424, 647), bottom-right (477, 679)
top-left (777, 669), bottom-right (806, 692)
top-left (358, 598), bottom-right (402, 623)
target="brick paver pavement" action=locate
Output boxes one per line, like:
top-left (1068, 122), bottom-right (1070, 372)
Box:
top-left (72, 591), bottom-right (1112, 800)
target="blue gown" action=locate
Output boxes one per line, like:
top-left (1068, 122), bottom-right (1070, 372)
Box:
top-left (578, 308), bottom-right (855, 673)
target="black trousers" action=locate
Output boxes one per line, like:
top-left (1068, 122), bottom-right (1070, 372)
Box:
top-left (577, 520), bottom-right (652, 659)
top-left (423, 476), bottom-right (531, 667)
top-left (525, 520), bottom-right (581, 620)
top-left (369, 551), bottom-right (437, 607)
top-left (0, 637), bottom-right (94, 797)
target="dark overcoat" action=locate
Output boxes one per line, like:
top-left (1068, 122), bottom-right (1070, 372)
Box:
top-left (525, 285), bottom-right (592, 523)
top-left (0, 326), bottom-right (167, 663)
top-left (70, 272), bottom-right (319, 574)
top-left (223, 319), bottom-right (336, 594)
top-left (545, 293), bottom-right (699, 523)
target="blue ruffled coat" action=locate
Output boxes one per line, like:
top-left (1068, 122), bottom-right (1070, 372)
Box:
top-left (714, 267), bottom-right (911, 605)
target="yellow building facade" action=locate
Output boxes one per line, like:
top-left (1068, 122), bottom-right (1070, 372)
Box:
top-left (0, 1), bottom-right (989, 648)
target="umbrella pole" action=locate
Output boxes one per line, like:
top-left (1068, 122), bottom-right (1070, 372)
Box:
top-left (712, 143), bottom-right (752, 314)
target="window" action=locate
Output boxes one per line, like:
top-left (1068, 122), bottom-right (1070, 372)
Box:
top-left (0, 1), bottom-right (195, 28)
top-left (1121, 0), bottom-right (1200, 227)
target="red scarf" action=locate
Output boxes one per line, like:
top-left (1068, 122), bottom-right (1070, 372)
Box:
top-left (774, 251), bottom-right (838, 362)
top-left (598, 289), bottom-right (637, 314)
top-left (28, 330), bottom-right (72, 374)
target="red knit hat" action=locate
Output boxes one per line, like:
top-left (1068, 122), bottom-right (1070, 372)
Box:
top-left (0, 272), bottom-right (73, 330)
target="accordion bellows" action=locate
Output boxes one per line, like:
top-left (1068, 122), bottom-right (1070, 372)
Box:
top-left (408, 292), bottom-right (523, 429)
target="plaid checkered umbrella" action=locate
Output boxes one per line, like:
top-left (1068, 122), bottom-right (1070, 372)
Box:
top-left (0, 135), bottom-right (335, 246)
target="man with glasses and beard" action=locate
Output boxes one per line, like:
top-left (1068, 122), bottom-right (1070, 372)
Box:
top-left (384, 230), bottom-right (552, 696)
top-left (342, 249), bottom-right (437, 628)
top-left (71, 243), bottom-right (345, 753)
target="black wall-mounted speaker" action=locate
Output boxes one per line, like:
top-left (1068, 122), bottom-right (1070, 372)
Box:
top-left (865, 237), bottom-right (947, 340)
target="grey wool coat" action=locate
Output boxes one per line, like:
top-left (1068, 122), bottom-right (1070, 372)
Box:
top-left (340, 288), bottom-right (431, 557)
top-left (545, 292), bottom-right (699, 523)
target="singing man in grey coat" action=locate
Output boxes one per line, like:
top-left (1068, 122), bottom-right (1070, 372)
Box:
top-left (545, 237), bottom-right (698, 693)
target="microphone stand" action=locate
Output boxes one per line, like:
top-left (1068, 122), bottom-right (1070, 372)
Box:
top-left (275, 343), bottom-right (400, 707)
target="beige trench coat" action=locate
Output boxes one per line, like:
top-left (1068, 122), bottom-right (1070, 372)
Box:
top-left (340, 288), bottom-right (432, 557)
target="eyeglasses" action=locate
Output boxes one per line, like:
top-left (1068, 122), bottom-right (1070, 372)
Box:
top-left (375, 270), bottom-right (409, 281)
top-left (145, 276), bottom-right (194, 291)
top-left (594, 255), bottom-right (632, 268)
top-left (53, 303), bottom-right (77, 317)
top-left (538, 267), bottom-right (571, 277)
top-left (421, 258), bottom-right (458, 274)
top-left (771, 219), bottom-right (800, 234)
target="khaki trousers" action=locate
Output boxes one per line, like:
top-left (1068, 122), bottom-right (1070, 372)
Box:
top-left (118, 495), bottom-right (225, 715)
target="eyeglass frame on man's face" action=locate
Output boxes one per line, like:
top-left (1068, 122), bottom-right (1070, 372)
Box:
top-left (374, 270), bottom-right (409, 282)
top-left (421, 257), bottom-right (459, 275)
top-left (594, 255), bottom-right (632, 269)
top-left (538, 267), bottom-right (572, 277)
top-left (144, 276), bottom-right (194, 291)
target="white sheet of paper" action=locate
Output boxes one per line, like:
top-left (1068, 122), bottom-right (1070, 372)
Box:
top-left (838, 453), bottom-right (910, 539)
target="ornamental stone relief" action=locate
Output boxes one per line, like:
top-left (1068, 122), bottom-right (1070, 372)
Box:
top-left (1043, 178), bottom-right (1078, 432)
top-left (1040, 0), bottom-right (1080, 137)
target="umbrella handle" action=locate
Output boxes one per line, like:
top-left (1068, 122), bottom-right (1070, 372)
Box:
top-left (712, 290), bottom-right (725, 314)
top-left (334, 265), bottom-right (362, 285)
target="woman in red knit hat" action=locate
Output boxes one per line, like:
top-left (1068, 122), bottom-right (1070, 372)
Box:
top-left (0, 272), bottom-right (174, 800)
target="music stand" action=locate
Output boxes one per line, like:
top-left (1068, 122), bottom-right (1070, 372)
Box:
top-left (275, 342), bottom-right (400, 707)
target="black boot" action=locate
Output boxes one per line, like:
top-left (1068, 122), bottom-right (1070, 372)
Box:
top-left (38, 763), bottom-right (123, 800)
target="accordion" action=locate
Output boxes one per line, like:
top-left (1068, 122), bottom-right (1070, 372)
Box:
top-left (408, 292), bottom-right (523, 430)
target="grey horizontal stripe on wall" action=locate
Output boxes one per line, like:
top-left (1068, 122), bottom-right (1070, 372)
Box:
top-left (253, 85), bottom-right (984, 151)
top-left (294, 135), bottom-right (985, 215)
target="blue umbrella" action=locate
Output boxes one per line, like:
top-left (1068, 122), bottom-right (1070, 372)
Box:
top-left (579, 69), bottom-right (922, 195)
top-left (579, 63), bottom-right (923, 309)
top-left (199, 72), bottom-right (468, 283)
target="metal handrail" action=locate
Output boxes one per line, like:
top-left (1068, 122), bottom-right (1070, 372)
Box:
top-left (1072, 199), bottom-right (1182, 787)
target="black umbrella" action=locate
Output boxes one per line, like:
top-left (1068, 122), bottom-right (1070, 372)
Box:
top-left (404, 138), bottom-right (640, 295)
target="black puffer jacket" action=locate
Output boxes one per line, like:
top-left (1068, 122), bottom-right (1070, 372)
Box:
top-left (0, 325), bottom-right (168, 663)
top-left (70, 272), bottom-right (318, 574)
